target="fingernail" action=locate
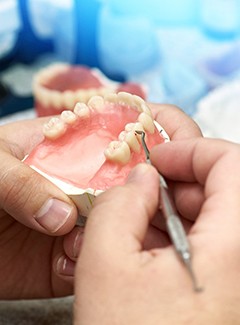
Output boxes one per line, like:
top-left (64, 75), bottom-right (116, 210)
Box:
top-left (73, 228), bottom-right (84, 258)
top-left (127, 163), bottom-right (152, 183)
top-left (56, 255), bottom-right (75, 276)
top-left (35, 198), bottom-right (73, 233)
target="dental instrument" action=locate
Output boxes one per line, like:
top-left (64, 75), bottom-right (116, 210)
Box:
top-left (135, 130), bottom-right (202, 293)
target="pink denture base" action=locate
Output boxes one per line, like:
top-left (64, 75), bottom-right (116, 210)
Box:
top-left (25, 104), bottom-right (165, 191)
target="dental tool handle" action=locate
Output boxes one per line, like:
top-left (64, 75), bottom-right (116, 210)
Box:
top-left (166, 214), bottom-right (190, 256)
top-left (159, 176), bottom-right (190, 251)
top-left (136, 130), bottom-right (202, 292)
top-left (159, 181), bottom-right (202, 292)
top-left (160, 184), bottom-right (190, 254)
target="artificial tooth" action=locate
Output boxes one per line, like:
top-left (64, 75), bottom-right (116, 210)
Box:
top-left (125, 123), bottom-right (135, 132)
top-left (74, 102), bottom-right (90, 118)
top-left (88, 95), bottom-right (105, 112)
top-left (104, 93), bottom-right (118, 103)
top-left (140, 102), bottom-right (152, 117)
top-left (76, 90), bottom-right (87, 103)
top-left (118, 130), bottom-right (141, 153)
top-left (124, 122), bottom-right (145, 145)
top-left (104, 141), bottom-right (131, 165)
top-left (125, 122), bottom-right (144, 133)
top-left (132, 123), bottom-right (146, 143)
top-left (61, 110), bottom-right (77, 124)
top-left (138, 112), bottom-right (155, 134)
top-left (51, 91), bottom-right (62, 109)
top-left (118, 130), bottom-right (126, 142)
top-left (133, 94), bottom-right (145, 105)
top-left (37, 88), bottom-right (50, 108)
top-left (124, 130), bottom-right (141, 153)
top-left (117, 92), bottom-right (134, 106)
top-left (63, 90), bottom-right (76, 110)
top-left (130, 95), bottom-right (144, 112)
top-left (87, 89), bottom-right (101, 102)
top-left (43, 117), bottom-right (67, 140)
top-left (101, 88), bottom-right (114, 97)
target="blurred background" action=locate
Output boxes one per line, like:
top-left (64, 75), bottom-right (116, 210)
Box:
top-left (1, 0), bottom-right (240, 141)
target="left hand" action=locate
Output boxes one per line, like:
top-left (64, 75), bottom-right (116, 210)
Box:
top-left (0, 103), bottom-right (201, 300)
top-left (0, 118), bottom-right (78, 299)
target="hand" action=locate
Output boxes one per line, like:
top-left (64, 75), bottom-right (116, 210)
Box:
top-left (0, 103), bottom-right (201, 300)
top-left (74, 138), bottom-right (240, 324)
top-left (0, 118), bottom-right (78, 299)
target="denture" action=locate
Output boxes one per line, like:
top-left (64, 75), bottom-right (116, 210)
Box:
top-left (34, 63), bottom-right (146, 117)
top-left (24, 92), bottom-right (169, 221)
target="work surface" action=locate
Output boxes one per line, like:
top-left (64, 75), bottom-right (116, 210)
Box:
top-left (0, 297), bottom-right (73, 325)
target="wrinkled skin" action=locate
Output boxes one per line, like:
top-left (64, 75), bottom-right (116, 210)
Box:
top-left (0, 104), bottom-right (201, 299)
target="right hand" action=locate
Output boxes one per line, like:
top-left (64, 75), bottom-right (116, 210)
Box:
top-left (74, 137), bottom-right (240, 324)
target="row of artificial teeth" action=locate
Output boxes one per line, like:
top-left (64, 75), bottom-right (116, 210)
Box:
top-left (34, 63), bottom-right (115, 110)
top-left (104, 92), bottom-right (152, 117)
top-left (34, 84), bottom-right (113, 110)
top-left (103, 92), bottom-right (155, 164)
top-left (43, 93), bottom-right (154, 143)
top-left (43, 102), bottom-right (90, 139)
top-left (104, 117), bottom-right (155, 164)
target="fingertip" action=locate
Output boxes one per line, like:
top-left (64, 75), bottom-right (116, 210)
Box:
top-left (54, 253), bottom-right (75, 279)
top-left (63, 226), bottom-right (84, 259)
top-left (127, 163), bottom-right (159, 185)
top-left (76, 163), bottom-right (160, 261)
top-left (149, 102), bottom-right (202, 139)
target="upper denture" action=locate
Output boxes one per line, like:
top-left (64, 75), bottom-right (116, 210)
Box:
top-left (33, 63), bottom-right (147, 117)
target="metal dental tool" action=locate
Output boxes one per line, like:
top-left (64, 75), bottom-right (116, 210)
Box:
top-left (135, 130), bottom-right (202, 293)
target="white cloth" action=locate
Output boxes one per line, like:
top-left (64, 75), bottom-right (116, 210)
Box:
top-left (194, 80), bottom-right (240, 143)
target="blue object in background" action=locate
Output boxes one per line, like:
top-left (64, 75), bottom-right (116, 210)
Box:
top-left (53, 1), bottom-right (77, 63)
top-left (74, 0), bottom-right (100, 67)
top-left (161, 60), bottom-right (208, 116)
top-left (13, 0), bottom-right (53, 64)
top-left (106, 0), bottom-right (200, 26)
top-left (0, 0), bottom-right (21, 60)
top-left (98, 6), bottom-right (161, 78)
top-left (2, 0), bottom-right (240, 117)
top-left (198, 43), bottom-right (240, 88)
top-left (201, 0), bottom-right (240, 40)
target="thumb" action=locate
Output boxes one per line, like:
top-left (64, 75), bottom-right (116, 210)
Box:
top-left (80, 163), bottom-right (159, 261)
top-left (0, 150), bottom-right (78, 235)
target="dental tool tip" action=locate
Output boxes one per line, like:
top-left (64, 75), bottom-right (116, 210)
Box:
top-left (183, 254), bottom-right (203, 293)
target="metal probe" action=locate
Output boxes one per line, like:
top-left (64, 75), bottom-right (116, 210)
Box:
top-left (135, 130), bottom-right (202, 293)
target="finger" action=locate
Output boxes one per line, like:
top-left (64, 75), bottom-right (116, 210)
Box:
top-left (52, 238), bottom-right (75, 290)
top-left (173, 182), bottom-right (204, 221)
top-left (53, 253), bottom-right (76, 282)
top-left (80, 163), bottom-right (159, 262)
top-left (0, 149), bottom-right (78, 235)
top-left (0, 118), bottom-right (49, 156)
top-left (151, 138), bottom-right (239, 185)
top-left (149, 103), bottom-right (202, 140)
top-left (63, 226), bottom-right (84, 260)
top-left (151, 138), bottom-right (240, 237)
